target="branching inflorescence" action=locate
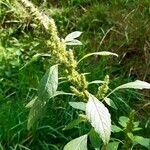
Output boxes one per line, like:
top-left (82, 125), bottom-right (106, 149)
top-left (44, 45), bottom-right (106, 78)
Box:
top-left (19, 0), bottom-right (89, 99)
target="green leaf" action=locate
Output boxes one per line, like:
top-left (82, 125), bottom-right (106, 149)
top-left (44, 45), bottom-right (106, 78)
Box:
top-left (119, 116), bottom-right (129, 128)
top-left (86, 94), bottom-right (111, 144)
top-left (88, 80), bottom-right (104, 85)
top-left (78, 51), bottom-right (118, 64)
top-left (63, 117), bottom-right (85, 130)
top-left (69, 102), bottom-right (86, 111)
top-left (107, 80), bottom-right (150, 96)
top-left (63, 134), bottom-right (88, 150)
top-left (128, 133), bottom-right (150, 149)
top-left (27, 99), bottom-right (46, 130)
top-left (27, 64), bottom-right (58, 129)
top-left (65, 31), bottom-right (82, 42)
top-left (25, 97), bottom-right (37, 108)
top-left (38, 64), bottom-right (58, 101)
top-left (65, 39), bottom-right (82, 46)
top-left (89, 128), bottom-right (102, 149)
top-left (111, 125), bottom-right (123, 133)
top-left (115, 80), bottom-right (150, 90)
top-left (51, 91), bottom-right (75, 98)
top-left (104, 98), bottom-right (118, 110)
top-left (101, 141), bottom-right (120, 150)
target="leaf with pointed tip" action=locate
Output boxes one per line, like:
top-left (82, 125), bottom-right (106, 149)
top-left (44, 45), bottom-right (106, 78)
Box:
top-left (86, 94), bottom-right (111, 144)
top-left (27, 99), bottom-right (46, 130)
top-left (65, 31), bottom-right (82, 42)
top-left (104, 98), bottom-right (118, 110)
top-left (38, 64), bottom-right (58, 101)
top-left (69, 102), bottom-right (86, 111)
top-left (111, 125), bottom-right (123, 133)
top-left (65, 39), bottom-right (82, 45)
top-left (89, 128), bottom-right (102, 149)
top-left (78, 51), bottom-right (118, 64)
top-left (63, 117), bottom-right (86, 130)
top-left (25, 97), bottom-right (37, 108)
top-left (119, 116), bottom-right (129, 127)
top-left (88, 80), bottom-right (104, 85)
top-left (128, 133), bottom-right (150, 149)
top-left (63, 134), bottom-right (88, 150)
top-left (107, 80), bottom-right (150, 96)
top-left (101, 141), bottom-right (120, 150)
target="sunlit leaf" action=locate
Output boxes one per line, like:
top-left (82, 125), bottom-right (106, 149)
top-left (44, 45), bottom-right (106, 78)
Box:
top-left (128, 133), bottom-right (150, 149)
top-left (65, 31), bottom-right (82, 42)
top-left (111, 125), bottom-right (123, 133)
top-left (27, 99), bottom-right (46, 130)
top-left (69, 102), bottom-right (86, 111)
top-left (27, 64), bottom-right (58, 129)
top-left (86, 94), bottom-right (111, 144)
top-left (65, 39), bottom-right (82, 45)
top-left (104, 98), bottom-right (118, 110)
top-left (63, 134), bottom-right (88, 150)
top-left (107, 80), bottom-right (150, 96)
top-left (78, 51), bottom-right (118, 64)
top-left (25, 97), bottom-right (37, 108)
top-left (119, 116), bottom-right (129, 128)
top-left (38, 64), bottom-right (58, 101)
top-left (88, 80), bottom-right (104, 85)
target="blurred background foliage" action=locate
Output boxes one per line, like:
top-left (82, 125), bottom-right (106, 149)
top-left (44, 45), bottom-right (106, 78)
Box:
top-left (0, 0), bottom-right (150, 149)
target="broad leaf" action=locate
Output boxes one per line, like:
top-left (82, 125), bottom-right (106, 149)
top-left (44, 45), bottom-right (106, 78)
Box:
top-left (27, 64), bottom-right (58, 129)
top-left (101, 141), bottom-right (120, 150)
top-left (78, 51), bottom-right (118, 64)
top-left (63, 134), bottom-right (88, 150)
top-left (69, 102), bottom-right (86, 111)
top-left (89, 128), bottom-right (102, 149)
top-left (27, 99), bottom-right (46, 130)
top-left (86, 94), bottom-right (111, 144)
top-left (38, 64), bottom-right (58, 101)
top-left (65, 31), bottom-right (82, 42)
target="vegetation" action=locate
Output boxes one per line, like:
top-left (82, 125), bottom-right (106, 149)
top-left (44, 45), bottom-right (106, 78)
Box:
top-left (0, 0), bottom-right (150, 149)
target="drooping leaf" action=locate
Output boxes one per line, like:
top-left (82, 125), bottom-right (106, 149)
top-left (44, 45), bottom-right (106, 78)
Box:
top-left (78, 51), bottom-right (118, 64)
top-left (101, 141), bottom-right (120, 150)
top-left (63, 134), bottom-right (88, 150)
top-left (86, 94), bottom-right (111, 144)
top-left (104, 98), bottom-right (117, 110)
top-left (27, 99), bottom-right (46, 130)
top-left (38, 64), bottom-right (58, 101)
top-left (89, 128), bottom-right (102, 149)
top-left (65, 31), bottom-right (82, 42)
top-left (69, 102), bottom-right (86, 111)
